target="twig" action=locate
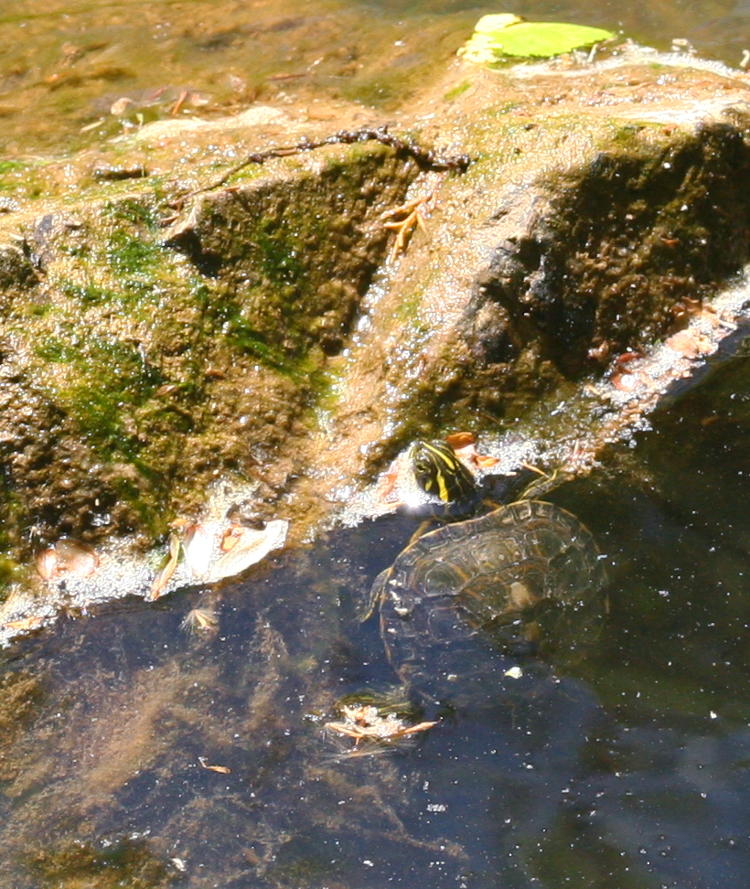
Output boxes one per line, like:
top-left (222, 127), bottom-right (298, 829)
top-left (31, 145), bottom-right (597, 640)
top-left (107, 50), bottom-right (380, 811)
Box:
top-left (188, 126), bottom-right (471, 198)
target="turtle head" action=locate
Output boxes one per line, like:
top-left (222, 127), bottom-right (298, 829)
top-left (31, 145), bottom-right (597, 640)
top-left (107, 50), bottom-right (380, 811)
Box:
top-left (409, 440), bottom-right (477, 504)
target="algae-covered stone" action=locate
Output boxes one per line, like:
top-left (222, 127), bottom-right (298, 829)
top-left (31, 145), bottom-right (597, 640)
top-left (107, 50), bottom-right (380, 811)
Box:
top-left (0, 139), bottom-right (417, 568)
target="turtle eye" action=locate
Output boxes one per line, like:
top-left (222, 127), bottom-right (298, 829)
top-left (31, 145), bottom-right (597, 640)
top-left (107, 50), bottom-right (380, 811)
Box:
top-left (414, 454), bottom-right (432, 474)
top-left (410, 440), bottom-right (476, 503)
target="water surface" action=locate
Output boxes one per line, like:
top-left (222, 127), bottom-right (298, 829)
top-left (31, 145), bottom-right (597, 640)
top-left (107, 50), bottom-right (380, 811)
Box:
top-left (3, 0), bottom-right (749, 156)
top-left (2, 347), bottom-right (750, 887)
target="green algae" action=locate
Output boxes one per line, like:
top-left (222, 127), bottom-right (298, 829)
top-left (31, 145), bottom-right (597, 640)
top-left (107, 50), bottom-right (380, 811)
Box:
top-left (444, 79), bottom-right (472, 101)
top-left (205, 292), bottom-right (299, 374)
top-left (59, 281), bottom-right (120, 306)
top-left (0, 198), bottom-right (204, 536)
top-left (50, 198), bottom-right (171, 311)
top-left (27, 837), bottom-right (175, 889)
top-left (40, 337), bottom-right (163, 457)
top-left (0, 134), bottom-right (417, 547)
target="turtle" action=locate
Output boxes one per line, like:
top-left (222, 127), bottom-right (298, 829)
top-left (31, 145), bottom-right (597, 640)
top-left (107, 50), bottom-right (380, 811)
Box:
top-left (366, 440), bottom-right (607, 705)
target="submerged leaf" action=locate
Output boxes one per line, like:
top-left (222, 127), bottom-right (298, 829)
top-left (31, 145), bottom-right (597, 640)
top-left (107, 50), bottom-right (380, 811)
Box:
top-left (181, 607), bottom-right (219, 634)
top-left (207, 519), bottom-right (288, 582)
top-left (459, 13), bottom-right (616, 63)
top-left (198, 755), bottom-right (231, 774)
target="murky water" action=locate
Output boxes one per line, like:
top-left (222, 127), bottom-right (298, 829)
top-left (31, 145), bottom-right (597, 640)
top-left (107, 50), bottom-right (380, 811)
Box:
top-left (3, 344), bottom-right (750, 887)
top-left (3, 0), bottom-right (750, 156)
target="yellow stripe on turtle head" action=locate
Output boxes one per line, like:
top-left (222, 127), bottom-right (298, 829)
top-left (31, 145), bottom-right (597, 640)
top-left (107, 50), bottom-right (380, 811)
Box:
top-left (410, 440), bottom-right (477, 504)
top-left (435, 468), bottom-right (451, 502)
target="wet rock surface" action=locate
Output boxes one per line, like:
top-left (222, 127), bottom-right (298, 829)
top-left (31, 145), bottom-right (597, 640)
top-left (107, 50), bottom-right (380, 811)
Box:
top-left (0, 141), bottom-right (417, 556)
top-left (0, 48), bottom-right (749, 629)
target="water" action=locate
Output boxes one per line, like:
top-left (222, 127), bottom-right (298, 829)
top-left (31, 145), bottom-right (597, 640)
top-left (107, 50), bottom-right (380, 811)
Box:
top-left (2, 347), bottom-right (750, 887)
top-left (3, 1), bottom-right (750, 156)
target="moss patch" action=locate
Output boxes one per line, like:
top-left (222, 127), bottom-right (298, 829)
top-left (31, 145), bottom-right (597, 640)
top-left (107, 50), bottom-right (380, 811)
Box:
top-left (27, 837), bottom-right (175, 889)
top-left (0, 137), bottom-right (417, 552)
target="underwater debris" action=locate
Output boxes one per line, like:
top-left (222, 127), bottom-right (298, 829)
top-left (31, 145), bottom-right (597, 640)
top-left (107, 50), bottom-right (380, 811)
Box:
top-left (325, 703), bottom-right (437, 751)
top-left (180, 607), bottom-right (218, 634)
top-left (197, 755), bottom-right (231, 774)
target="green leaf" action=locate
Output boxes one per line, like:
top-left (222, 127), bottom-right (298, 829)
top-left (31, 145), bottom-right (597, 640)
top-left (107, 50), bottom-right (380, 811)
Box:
top-left (460, 14), bottom-right (616, 63)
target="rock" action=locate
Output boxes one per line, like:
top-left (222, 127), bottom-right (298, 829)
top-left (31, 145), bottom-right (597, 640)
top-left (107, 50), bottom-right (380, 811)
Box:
top-left (1, 46), bottom-right (750, 631)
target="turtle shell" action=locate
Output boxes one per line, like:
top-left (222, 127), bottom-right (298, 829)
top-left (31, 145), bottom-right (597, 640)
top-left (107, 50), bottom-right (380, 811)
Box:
top-left (371, 499), bottom-right (606, 703)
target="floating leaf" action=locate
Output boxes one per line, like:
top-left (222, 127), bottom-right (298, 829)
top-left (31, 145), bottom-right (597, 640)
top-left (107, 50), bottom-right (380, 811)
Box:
top-left (459, 13), bottom-right (616, 63)
top-left (207, 519), bottom-right (288, 582)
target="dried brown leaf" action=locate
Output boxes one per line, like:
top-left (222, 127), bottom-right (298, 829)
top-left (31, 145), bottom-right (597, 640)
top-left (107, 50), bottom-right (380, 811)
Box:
top-left (35, 548), bottom-right (58, 581)
top-left (182, 521), bottom-right (218, 579)
top-left (35, 539), bottom-right (99, 581)
top-left (474, 453), bottom-right (500, 468)
top-left (444, 431), bottom-right (476, 449)
top-left (219, 523), bottom-right (245, 553)
top-left (148, 531), bottom-right (181, 600)
top-left (3, 615), bottom-right (45, 632)
top-left (207, 519), bottom-right (288, 582)
top-left (54, 538), bottom-right (99, 578)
